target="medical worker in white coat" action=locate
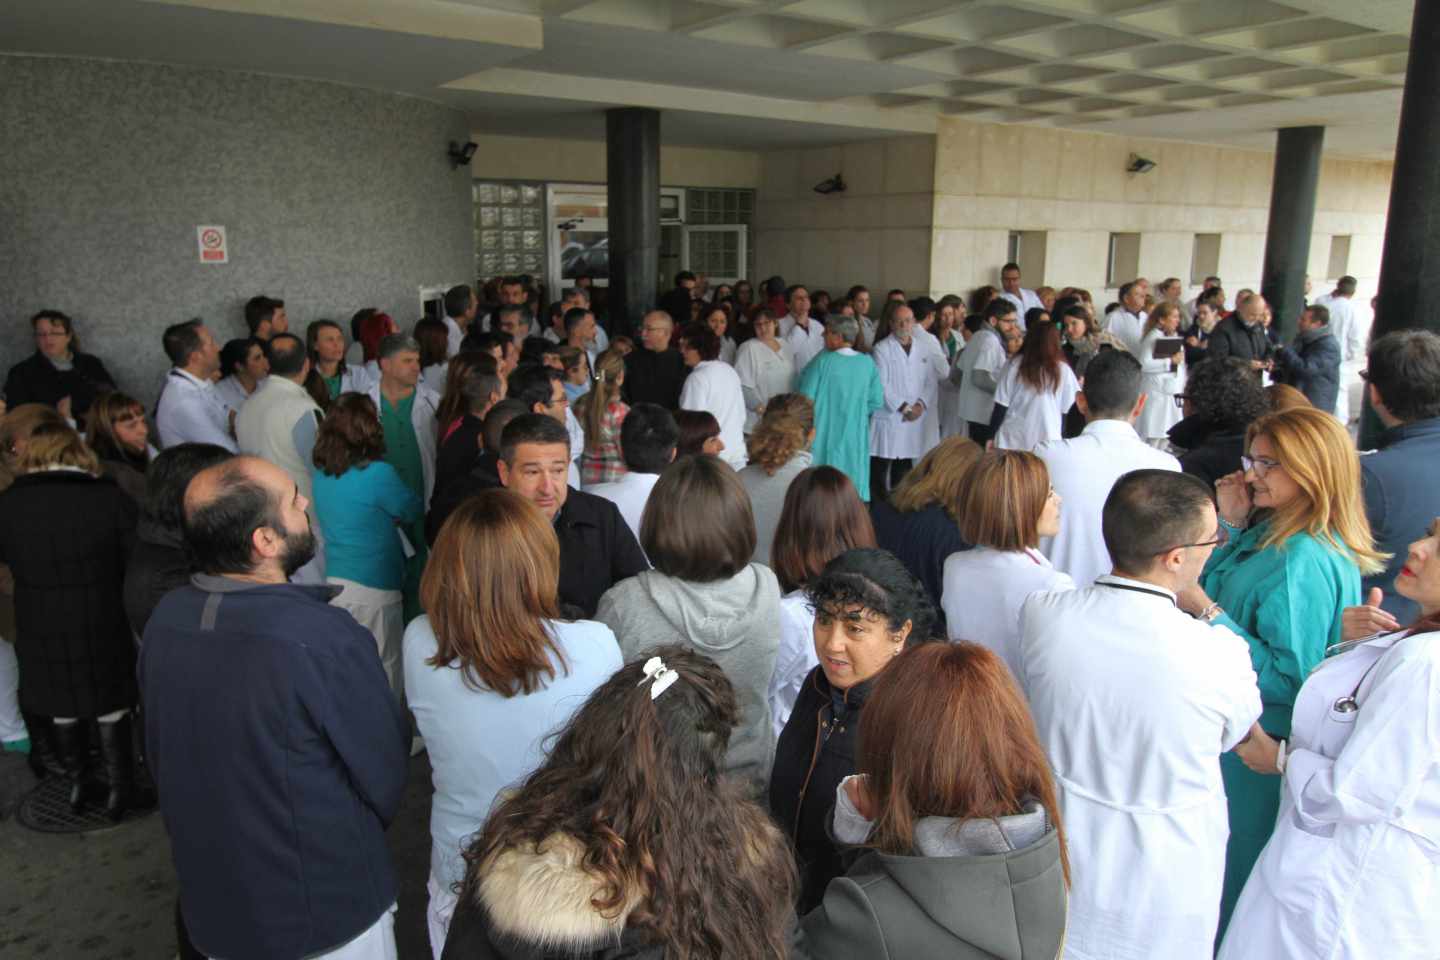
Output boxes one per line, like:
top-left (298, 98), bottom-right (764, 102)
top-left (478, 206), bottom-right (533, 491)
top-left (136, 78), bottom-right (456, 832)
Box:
top-left (869, 304), bottom-right (930, 496)
top-left (1135, 302), bottom-right (1187, 448)
top-left (908, 299), bottom-right (949, 456)
top-left (942, 449), bottom-right (1072, 679)
top-left (677, 323), bottom-right (747, 470)
top-left (1035, 350), bottom-right (1179, 589)
top-left (1020, 469), bottom-right (1262, 960)
top-left (990, 319), bottom-right (1080, 452)
top-left (1218, 518), bottom-right (1440, 960)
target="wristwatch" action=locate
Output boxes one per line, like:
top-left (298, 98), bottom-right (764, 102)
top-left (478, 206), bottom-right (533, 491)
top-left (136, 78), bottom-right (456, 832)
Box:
top-left (1198, 602), bottom-right (1225, 623)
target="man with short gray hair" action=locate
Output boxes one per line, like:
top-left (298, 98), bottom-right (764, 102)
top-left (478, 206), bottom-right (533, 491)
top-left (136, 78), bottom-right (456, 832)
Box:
top-left (797, 315), bottom-right (885, 501)
top-left (366, 333), bottom-right (439, 618)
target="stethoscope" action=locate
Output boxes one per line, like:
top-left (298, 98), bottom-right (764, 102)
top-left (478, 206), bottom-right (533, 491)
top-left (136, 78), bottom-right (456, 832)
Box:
top-left (1323, 633), bottom-right (1386, 714)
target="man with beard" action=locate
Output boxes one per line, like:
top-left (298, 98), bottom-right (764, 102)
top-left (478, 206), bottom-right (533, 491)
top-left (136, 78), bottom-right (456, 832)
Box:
top-left (140, 456), bottom-right (410, 960)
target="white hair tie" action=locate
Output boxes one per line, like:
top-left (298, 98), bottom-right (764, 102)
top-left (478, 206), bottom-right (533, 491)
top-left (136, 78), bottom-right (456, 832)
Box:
top-left (637, 656), bottom-right (680, 700)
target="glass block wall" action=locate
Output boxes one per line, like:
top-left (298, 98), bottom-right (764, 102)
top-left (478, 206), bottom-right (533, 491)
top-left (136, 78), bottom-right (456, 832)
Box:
top-left (474, 181), bottom-right (545, 281)
top-left (687, 188), bottom-right (756, 279)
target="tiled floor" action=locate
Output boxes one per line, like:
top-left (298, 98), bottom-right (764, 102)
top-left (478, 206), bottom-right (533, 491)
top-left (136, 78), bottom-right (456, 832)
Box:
top-left (0, 750), bottom-right (437, 959)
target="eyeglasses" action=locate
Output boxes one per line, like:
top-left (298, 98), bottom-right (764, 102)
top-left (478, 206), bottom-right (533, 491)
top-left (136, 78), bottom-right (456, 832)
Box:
top-left (1156, 527), bottom-right (1226, 554)
top-left (1358, 369), bottom-right (1370, 382)
top-left (1173, 394), bottom-right (1190, 409)
top-left (1241, 455), bottom-right (1281, 477)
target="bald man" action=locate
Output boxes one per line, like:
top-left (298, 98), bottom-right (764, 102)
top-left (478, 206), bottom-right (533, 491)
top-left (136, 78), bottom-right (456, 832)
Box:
top-left (622, 309), bottom-right (688, 409)
top-left (140, 456), bottom-right (409, 960)
top-left (1207, 294), bottom-right (1275, 374)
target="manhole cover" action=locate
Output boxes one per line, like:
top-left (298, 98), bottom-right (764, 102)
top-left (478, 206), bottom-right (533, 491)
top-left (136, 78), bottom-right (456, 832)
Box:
top-left (15, 776), bottom-right (156, 834)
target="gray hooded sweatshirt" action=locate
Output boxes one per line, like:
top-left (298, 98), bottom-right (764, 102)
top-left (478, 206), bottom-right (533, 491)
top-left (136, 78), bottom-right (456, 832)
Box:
top-left (595, 563), bottom-right (781, 791)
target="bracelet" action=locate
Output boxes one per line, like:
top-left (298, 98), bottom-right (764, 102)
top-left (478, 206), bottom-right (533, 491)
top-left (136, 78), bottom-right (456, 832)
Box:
top-left (1218, 516), bottom-right (1247, 534)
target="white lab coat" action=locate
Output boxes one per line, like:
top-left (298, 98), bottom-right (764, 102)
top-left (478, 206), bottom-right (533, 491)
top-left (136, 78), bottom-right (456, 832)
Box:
top-left (1219, 629), bottom-right (1440, 960)
top-left (1034, 420), bottom-right (1180, 589)
top-left (1020, 578), bottom-right (1262, 960)
top-left (1105, 308), bottom-right (1148, 355)
top-left (999, 289), bottom-right (1044, 330)
top-left (941, 547), bottom-right (1073, 680)
top-left (1313, 293), bottom-right (1367, 423)
top-left (993, 359), bottom-right (1079, 452)
top-left (678, 359), bottom-right (747, 469)
top-left (770, 589), bottom-right (817, 738)
top-left (733, 338), bottom-right (794, 433)
top-left (912, 325), bottom-right (948, 455)
top-left (1135, 328), bottom-right (1186, 441)
top-left (365, 380), bottom-right (440, 504)
top-left (583, 470), bottom-right (659, 544)
top-left (783, 318), bottom-right (826, 376)
top-left (934, 330), bottom-right (966, 440)
top-left (955, 326), bottom-right (1007, 426)
top-left (870, 336), bottom-right (929, 460)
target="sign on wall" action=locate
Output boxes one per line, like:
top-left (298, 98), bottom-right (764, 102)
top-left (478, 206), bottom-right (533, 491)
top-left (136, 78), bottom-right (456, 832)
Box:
top-left (196, 225), bottom-right (228, 264)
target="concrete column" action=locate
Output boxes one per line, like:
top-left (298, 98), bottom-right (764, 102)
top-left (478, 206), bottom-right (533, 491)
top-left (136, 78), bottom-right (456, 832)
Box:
top-left (1361, 0), bottom-right (1440, 447)
top-left (1260, 125), bottom-right (1325, 341)
top-left (605, 107), bottom-right (660, 340)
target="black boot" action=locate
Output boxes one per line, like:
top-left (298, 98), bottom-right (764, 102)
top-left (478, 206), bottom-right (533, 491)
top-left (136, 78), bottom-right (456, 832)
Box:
top-left (21, 712), bottom-right (62, 781)
top-left (51, 720), bottom-right (87, 813)
top-left (97, 714), bottom-right (155, 822)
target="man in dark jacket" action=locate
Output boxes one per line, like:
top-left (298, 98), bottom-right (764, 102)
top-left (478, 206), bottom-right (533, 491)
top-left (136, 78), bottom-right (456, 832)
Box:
top-left (1358, 330), bottom-right (1440, 623)
top-left (141, 456), bottom-right (409, 960)
top-left (622, 310), bottom-right (688, 410)
top-left (1274, 304), bottom-right (1342, 411)
top-left (1206, 294), bottom-right (1273, 375)
top-left (497, 414), bottom-right (648, 617)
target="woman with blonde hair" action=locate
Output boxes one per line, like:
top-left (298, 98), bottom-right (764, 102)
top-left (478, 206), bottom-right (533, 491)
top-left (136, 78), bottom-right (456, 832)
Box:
top-left (0, 422), bottom-right (144, 820)
top-left (404, 489), bottom-right (622, 957)
top-left (575, 347), bottom-right (629, 485)
top-left (87, 391), bottom-right (155, 502)
top-left (798, 642), bottom-right (1069, 958)
top-left (1264, 382), bottom-right (1310, 411)
top-left (1135, 300), bottom-right (1187, 448)
top-left (1176, 405), bottom-right (1385, 938)
top-left (739, 393), bottom-right (815, 564)
top-left (941, 450), bottom-right (1072, 679)
top-left (870, 436), bottom-right (981, 616)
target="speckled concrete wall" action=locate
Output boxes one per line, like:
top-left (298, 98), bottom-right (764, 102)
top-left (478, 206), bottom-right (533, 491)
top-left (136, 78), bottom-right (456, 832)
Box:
top-left (0, 55), bottom-right (474, 406)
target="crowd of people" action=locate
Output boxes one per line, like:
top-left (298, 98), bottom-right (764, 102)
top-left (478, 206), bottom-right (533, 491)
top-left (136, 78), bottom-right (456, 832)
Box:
top-left (0, 267), bottom-right (1437, 960)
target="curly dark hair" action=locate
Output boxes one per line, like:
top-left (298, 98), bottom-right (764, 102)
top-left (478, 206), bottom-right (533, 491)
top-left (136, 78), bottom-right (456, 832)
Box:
top-left (459, 645), bottom-right (796, 960)
top-left (1185, 357), bottom-right (1270, 431)
top-left (312, 392), bottom-right (385, 476)
top-left (806, 548), bottom-right (941, 643)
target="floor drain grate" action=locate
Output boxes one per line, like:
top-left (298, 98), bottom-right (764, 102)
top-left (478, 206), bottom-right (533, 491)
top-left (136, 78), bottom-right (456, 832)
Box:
top-left (15, 776), bottom-right (156, 834)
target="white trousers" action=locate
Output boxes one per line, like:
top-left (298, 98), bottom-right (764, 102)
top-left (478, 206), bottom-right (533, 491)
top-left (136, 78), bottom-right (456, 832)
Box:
top-left (0, 635), bottom-right (27, 744)
top-left (328, 578), bottom-right (405, 702)
top-left (426, 872), bottom-right (459, 960)
top-left (209, 905), bottom-right (396, 960)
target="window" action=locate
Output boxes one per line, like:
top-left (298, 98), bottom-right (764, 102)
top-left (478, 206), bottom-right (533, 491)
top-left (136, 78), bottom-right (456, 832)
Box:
top-left (1007, 231), bottom-right (1021, 265)
top-left (1328, 235), bottom-right (1352, 281)
top-left (474, 181), bottom-right (546, 282)
top-left (680, 187), bottom-right (756, 281)
top-left (1191, 234), bottom-right (1221, 285)
top-left (1107, 233), bottom-right (1141, 288)
top-left (1006, 230), bottom-right (1048, 284)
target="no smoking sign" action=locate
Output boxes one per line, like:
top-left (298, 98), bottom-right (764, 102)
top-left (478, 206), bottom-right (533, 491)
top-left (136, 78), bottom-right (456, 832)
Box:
top-left (197, 225), bottom-right (228, 264)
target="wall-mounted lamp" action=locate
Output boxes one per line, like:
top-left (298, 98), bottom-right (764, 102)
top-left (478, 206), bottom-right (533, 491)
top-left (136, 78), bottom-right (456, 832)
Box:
top-left (448, 140), bottom-right (479, 169)
top-left (813, 173), bottom-right (847, 195)
top-left (1127, 154), bottom-right (1157, 174)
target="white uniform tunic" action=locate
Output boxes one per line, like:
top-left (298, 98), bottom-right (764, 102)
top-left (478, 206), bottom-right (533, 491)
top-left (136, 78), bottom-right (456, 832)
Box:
top-left (1035, 420), bottom-right (1180, 589)
top-left (942, 547), bottom-right (1073, 680)
top-left (678, 359), bottom-right (748, 470)
top-left (733, 338), bottom-right (794, 433)
top-left (869, 336), bottom-right (929, 461)
top-left (1106, 308), bottom-right (1148, 356)
top-left (993, 359), bottom-right (1079, 452)
top-left (1020, 578), bottom-right (1262, 960)
top-left (1135, 327), bottom-right (1186, 442)
top-left (912, 325), bottom-right (948, 455)
top-left (1219, 629), bottom-right (1440, 960)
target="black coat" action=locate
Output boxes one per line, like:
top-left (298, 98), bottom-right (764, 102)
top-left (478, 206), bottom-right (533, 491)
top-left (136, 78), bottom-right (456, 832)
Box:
top-left (622, 348), bottom-right (687, 411)
top-left (554, 489), bottom-right (649, 618)
top-left (0, 471), bottom-right (138, 716)
top-left (1168, 415), bottom-right (1247, 488)
top-left (869, 500), bottom-right (969, 624)
top-left (124, 519), bottom-right (190, 640)
top-left (1205, 316), bottom-right (1272, 369)
top-left (434, 414), bottom-right (486, 501)
top-left (3, 351), bottom-right (116, 418)
top-left (770, 667), bottom-right (873, 914)
top-left (426, 453), bottom-right (503, 545)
